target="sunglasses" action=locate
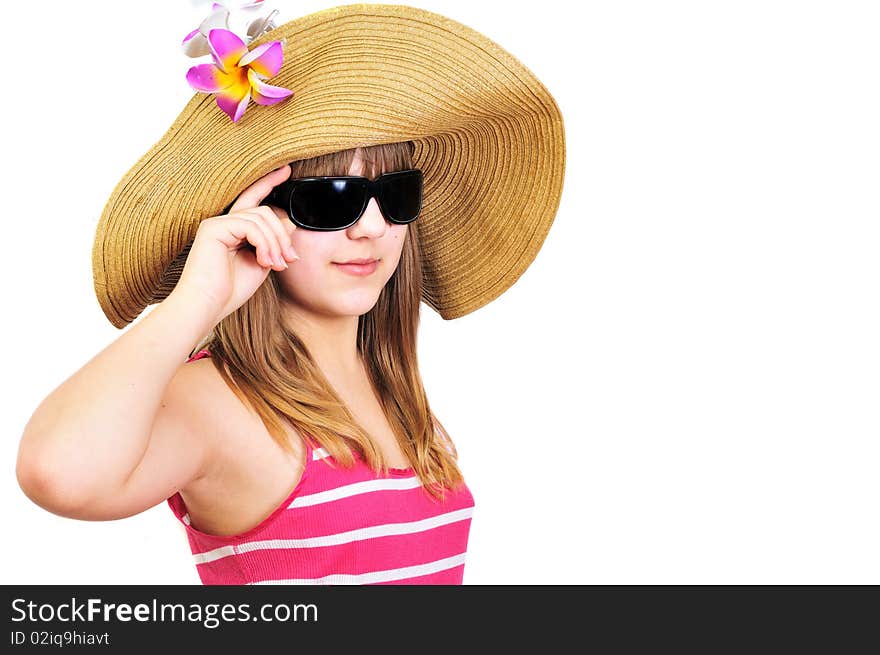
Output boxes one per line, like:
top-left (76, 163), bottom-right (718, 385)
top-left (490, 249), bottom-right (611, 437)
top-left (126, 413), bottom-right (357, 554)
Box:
top-left (262, 168), bottom-right (424, 231)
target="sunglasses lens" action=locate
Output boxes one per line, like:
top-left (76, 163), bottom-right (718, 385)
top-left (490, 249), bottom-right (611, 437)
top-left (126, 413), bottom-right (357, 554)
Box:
top-left (379, 171), bottom-right (423, 223)
top-left (279, 170), bottom-right (423, 230)
top-left (290, 179), bottom-right (365, 229)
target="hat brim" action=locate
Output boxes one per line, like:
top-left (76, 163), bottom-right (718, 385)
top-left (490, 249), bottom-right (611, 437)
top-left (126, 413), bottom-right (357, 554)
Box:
top-left (92, 3), bottom-right (566, 328)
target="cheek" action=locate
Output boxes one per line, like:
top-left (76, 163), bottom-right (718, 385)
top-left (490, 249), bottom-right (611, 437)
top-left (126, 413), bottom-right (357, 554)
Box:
top-left (280, 233), bottom-right (335, 290)
top-left (289, 230), bottom-right (334, 262)
top-left (390, 224), bottom-right (407, 251)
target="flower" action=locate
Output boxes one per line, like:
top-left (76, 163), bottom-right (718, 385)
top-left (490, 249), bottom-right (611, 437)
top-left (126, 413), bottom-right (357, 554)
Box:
top-left (185, 28), bottom-right (293, 122)
top-left (182, 1), bottom-right (274, 57)
top-left (182, 1), bottom-right (291, 123)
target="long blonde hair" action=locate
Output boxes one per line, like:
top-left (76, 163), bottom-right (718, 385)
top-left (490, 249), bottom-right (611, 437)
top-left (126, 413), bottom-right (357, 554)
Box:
top-left (191, 142), bottom-right (465, 501)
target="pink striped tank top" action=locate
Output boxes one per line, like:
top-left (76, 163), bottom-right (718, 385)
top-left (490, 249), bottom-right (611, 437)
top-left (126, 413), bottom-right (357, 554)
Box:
top-left (166, 349), bottom-right (476, 585)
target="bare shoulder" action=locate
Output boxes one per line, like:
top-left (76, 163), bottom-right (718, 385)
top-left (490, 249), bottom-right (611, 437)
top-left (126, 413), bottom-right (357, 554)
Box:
top-left (172, 356), bottom-right (235, 416)
top-left (168, 355), bottom-right (309, 536)
top-left (174, 355), bottom-right (306, 458)
top-left (167, 356), bottom-right (247, 451)
top-left (177, 352), bottom-right (302, 442)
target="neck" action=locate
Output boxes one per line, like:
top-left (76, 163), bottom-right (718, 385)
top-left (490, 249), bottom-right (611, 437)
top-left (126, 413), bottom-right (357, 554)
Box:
top-left (281, 302), bottom-right (365, 389)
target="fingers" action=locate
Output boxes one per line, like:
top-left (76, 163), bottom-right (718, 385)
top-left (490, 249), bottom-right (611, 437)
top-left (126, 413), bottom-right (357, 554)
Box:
top-left (216, 164), bottom-right (299, 270)
top-left (211, 213), bottom-right (271, 268)
top-left (230, 206), bottom-right (298, 270)
top-left (228, 164), bottom-right (291, 214)
top-left (246, 206), bottom-right (297, 262)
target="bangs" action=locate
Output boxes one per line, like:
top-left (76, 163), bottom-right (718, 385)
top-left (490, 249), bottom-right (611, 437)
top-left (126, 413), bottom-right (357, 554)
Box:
top-left (289, 141), bottom-right (415, 179)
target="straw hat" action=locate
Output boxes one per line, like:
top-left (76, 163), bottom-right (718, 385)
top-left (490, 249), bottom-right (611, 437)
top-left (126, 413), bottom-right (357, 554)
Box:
top-left (92, 3), bottom-right (566, 328)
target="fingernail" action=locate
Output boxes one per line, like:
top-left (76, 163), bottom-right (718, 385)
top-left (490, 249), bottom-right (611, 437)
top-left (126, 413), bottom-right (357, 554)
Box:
top-left (274, 253), bottom-right (287, 268)
top-left (284, 245), bottom-right (298, 259)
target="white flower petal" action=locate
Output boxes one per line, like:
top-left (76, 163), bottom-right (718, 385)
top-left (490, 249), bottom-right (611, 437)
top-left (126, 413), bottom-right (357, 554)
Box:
top-left (239, 1), bottom-right (267, 11)
top-left (246, 9), bottom-right (279, 41)
top-left (198, 5), bottom-right (231, 36)
top-left (182, 33), bottom-right (212, 58)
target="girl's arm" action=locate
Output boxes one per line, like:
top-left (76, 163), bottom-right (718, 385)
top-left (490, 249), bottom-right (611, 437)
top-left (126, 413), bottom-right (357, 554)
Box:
top-left (16, 289), bottom-right (220, 519)
top-left (18, 167), bottom-right (297, 520)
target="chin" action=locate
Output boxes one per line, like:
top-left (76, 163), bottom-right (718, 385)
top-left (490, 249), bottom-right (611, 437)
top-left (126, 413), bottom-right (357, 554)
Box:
top-left (331, 289), bottom-right (383, 316)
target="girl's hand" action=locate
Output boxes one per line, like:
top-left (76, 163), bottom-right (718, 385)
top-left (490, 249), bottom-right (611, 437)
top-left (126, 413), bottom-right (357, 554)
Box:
top-left (170, 165), bottom-right (300, 324)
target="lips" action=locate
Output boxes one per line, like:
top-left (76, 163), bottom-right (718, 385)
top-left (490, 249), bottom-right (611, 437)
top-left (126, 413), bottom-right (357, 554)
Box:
top-left (336, 258), bottom-right (378, 265)
top-left (333, 258), bottom-right (379, 276)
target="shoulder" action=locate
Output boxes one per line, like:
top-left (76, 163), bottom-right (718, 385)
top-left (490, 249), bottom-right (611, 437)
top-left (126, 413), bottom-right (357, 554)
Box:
top-left (171, 353), bottom-right (242, 434)
top-left (171, 352), bottom-right (306, 475)
top-left (163, 353), bottom-right (251, 468)
top-left (175, 351), bottom-right (219, 398)
top-left (168, 352), bottom-right (309, 525)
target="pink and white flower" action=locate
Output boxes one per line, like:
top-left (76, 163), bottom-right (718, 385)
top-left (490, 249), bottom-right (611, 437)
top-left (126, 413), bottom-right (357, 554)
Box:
top-left (182, 1), bottom-right (291, 123)
top-left (182, 1), bottom-right (270, 57)
top-left (185, 28), bottom-right (293, 122)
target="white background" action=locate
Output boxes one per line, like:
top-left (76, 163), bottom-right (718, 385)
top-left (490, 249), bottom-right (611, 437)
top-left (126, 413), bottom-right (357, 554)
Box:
top-left (2, 1), bottom-right (878, 585)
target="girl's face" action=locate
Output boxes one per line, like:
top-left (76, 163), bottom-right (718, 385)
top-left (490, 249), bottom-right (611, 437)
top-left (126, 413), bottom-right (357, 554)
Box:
top-left (271, 150), bottom-right (409, 317)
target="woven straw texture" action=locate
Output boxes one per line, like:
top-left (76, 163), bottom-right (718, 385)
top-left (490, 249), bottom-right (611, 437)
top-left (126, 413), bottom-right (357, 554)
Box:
top-left (92, 3), bottom-right (566, 328)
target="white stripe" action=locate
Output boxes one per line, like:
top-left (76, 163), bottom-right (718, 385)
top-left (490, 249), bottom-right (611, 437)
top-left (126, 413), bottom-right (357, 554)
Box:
top-left (193, 545), bottom-right (236, 565)
top-left (192, 506), bottom-right (474, 564)
top-left (181, 513), bottom-right (191, 526)
top-left (289, 476), bottom-right (422, 508)
top-left (314, 442), bottom-right (454, 460)
top-left (248, 552), bottom-right (468, 585)
top-left (238, 507), bottom-right (473, 553)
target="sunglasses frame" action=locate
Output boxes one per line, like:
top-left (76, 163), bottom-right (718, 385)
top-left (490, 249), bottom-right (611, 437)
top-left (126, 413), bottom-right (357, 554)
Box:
top-left (264, 168), bottom-right (424, 231)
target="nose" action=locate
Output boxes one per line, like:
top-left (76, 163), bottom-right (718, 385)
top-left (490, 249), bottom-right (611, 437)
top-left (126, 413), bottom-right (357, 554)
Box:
top-left (346, 196), bottom-right (387, 237)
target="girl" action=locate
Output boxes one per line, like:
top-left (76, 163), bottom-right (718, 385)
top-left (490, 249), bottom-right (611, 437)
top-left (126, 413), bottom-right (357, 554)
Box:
top-left (16, 3), bottom-right (565, 585)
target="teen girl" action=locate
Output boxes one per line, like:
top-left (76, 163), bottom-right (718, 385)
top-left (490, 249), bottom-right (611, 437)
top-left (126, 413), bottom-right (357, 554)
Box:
top-left (16, 4), bottom-right (565, 585)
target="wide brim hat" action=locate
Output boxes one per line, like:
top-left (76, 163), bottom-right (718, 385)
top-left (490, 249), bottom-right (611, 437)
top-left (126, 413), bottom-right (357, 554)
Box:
top-left (92, 3), bottom-right (566, 329)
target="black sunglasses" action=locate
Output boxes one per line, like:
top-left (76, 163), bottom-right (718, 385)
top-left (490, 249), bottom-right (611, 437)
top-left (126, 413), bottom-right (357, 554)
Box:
top-left (262, 168), bottom-right (423, 231)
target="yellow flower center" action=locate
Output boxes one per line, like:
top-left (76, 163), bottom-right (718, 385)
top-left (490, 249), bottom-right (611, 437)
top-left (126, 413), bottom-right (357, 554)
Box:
top-left (229, 63), bottom-right (251, 96)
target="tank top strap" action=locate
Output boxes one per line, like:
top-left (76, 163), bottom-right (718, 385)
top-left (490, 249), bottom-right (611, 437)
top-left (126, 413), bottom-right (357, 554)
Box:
top-left (304, 436), bottom-right (329, 467)
top-left (186, 348), bottom-right (211, 363)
